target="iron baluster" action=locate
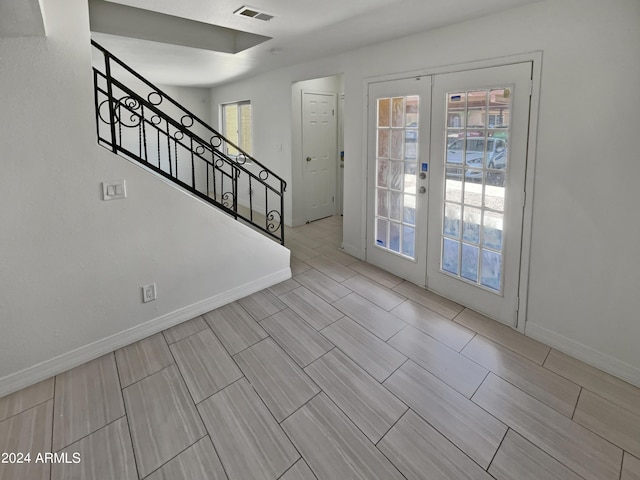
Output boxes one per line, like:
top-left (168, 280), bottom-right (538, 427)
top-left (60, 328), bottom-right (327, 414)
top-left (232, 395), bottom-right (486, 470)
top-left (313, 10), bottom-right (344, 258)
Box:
top-left (93, 69), bottom-right (101, 145)
top-left (141, 105), bottom-right (149, 164)
top-left (190, 137), bottom-right (195, 189)
top-left (138, 106), bottom-right (143, 160)
top-left (103, 53), bottom-right (118, 154)
top-left (280, 179), bottom-right (285, 245)
top-left (166, 118), bottom-right (172, 177)
top-left (249, 176), bottom-right (253, 222)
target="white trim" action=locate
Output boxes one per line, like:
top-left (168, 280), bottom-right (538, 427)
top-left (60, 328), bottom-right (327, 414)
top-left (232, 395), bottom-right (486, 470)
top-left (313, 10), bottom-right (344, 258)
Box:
top-left (0, 268), bottom-right (291, 398)
top-left (360, 79), bottom-right (370, 257)
top-left (525, 322), bottom-right (640, 388)
top-left (363, 51), bottom-right (544, 85)
top-left (341, 242), bottom-right (364, 260)
top-left (517, 51), bottom-right (543, 334)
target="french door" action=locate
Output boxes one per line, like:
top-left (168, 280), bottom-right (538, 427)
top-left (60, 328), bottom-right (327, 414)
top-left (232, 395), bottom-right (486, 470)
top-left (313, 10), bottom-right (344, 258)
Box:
top-left (367, 63), bottom-right (532, 326)
top-left (366, 77), bottom-right (432, 285)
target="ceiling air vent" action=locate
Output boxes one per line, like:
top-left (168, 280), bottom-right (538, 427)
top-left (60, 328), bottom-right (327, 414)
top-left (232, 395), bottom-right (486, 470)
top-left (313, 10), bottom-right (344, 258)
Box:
top-left (233, 5), bottom-right (274, 22)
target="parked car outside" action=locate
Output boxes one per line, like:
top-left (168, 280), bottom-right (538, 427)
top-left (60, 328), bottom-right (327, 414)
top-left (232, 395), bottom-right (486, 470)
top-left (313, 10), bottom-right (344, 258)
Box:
top-left (446, 136), bottom-right (507, 185)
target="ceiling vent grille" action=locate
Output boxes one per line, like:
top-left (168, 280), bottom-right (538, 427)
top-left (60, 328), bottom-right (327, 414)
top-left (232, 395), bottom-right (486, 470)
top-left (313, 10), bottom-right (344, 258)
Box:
top-left (233, 6), bottom-right (274, 22)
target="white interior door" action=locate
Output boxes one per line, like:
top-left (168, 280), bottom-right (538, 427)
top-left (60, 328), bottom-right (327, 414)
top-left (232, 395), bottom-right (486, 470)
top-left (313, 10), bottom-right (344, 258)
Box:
top-left (302, 91), bottom-right (337, 222)
top-left (366, 77), bottom-right (432, 285)
top-left (427, 62), bottom-right (532, 327)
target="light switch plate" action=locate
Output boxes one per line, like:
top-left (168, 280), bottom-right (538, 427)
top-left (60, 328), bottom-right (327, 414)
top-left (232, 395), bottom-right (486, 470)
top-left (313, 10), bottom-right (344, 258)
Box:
top-left (102, 180), bottom-right (126, 201)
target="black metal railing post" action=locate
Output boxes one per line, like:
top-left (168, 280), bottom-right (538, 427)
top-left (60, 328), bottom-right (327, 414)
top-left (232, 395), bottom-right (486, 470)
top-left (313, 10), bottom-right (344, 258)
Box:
top-left (103, 52), bottom-right (118, 154)
top-left (280, 179), bottom-right (286, 245)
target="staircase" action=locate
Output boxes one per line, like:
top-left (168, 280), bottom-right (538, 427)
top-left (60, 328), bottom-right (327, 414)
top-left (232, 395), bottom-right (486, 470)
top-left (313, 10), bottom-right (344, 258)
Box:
top-left (91, 40), bottom-right (286, 244)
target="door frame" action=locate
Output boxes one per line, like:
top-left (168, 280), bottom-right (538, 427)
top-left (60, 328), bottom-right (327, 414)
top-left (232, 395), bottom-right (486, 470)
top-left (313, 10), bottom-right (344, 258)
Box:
top-left (362, 51), bottom-right (542, 333)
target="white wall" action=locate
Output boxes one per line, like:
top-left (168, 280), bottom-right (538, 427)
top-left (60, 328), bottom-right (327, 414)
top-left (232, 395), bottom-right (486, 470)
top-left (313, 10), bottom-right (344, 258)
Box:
top-left (0, 0), bottom-right (290, 396)
top-left (208, 0), bottom-right (640, 385)
top-left (157, 84), bottom-right (212, 125)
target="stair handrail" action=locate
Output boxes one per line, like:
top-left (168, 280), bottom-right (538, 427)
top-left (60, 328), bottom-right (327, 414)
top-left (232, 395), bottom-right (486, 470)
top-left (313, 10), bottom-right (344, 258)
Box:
top-left (91, 40), bottom-right (287, 191)
top-left (94, 70), bottom-right (283, 199)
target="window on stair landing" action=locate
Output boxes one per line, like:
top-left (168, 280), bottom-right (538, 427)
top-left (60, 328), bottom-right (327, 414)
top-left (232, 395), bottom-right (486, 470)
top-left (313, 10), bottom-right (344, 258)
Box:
top-left (222, 101), bottom-right (252, 157)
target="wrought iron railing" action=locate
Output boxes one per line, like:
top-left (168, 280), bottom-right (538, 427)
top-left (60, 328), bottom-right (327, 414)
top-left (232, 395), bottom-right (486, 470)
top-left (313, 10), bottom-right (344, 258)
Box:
top-left (91, 40), bottom-right (286, 244)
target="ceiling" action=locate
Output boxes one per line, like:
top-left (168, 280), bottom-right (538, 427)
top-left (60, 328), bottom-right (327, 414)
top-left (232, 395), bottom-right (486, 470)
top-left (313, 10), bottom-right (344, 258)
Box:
top-left (91, 0), bottom-right (540, 87)
top-left (0, 0), bottom-right (45, 37)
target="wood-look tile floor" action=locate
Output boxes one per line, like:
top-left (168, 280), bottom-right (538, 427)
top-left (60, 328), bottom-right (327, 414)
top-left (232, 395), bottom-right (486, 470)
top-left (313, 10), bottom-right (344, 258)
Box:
top-left (2, 215), bottom-right (640, 479)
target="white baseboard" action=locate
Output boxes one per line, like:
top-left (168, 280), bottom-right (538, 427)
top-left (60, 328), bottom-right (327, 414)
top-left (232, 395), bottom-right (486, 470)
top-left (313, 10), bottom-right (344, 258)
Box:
top-left (0, 268), bottom-right (291, 398)
top-left (525, 322), bottom-right (640, 388)
top-left (341, 242), bottom-right (364, 260)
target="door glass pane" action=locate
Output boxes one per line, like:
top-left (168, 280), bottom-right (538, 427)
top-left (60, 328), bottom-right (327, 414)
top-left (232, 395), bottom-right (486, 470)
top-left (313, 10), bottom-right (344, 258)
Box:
top-left (467, 91), bottom-right (487, 129)
top-left (481, 250), bottom-right (502, 290)
top-left (375, 95), bottom-right (421, 260)
top-left (377, 189), bottom-right (389, 217)
top-left (485, 180), bottom-right (505, 212)
top-left (483, 210), bottom-right (503, 250)
top-left (442, 238), bottom-right (460, 275)
top-left (378, 98), bottom-right (391, 127)
top-left (462, 207), bottom-right (481, 244)
top-left (389, 192), bottom-right (402, 221)
top-left (376, 218), bottom-right (388, 248)
top-left (392, 97), bottom-right (405, 127)
top-left (389, 161), bottom-right (403, 190)
top-left (405, 96), bottom-right (419, 127)
top-left (488, 88), bottom-right (511, 128)
top-left (445, 169), bottom-right (462, 203)
top-left (447, 93), bottom-right (465, 129)
top-left (443, 203), bottom-right (461, 238)
top-left (391, 130), bottom-right (404, 159)
top-left (403, 194), bottom-right (416, 226)
top-left (378, 130), bottom-right (390, 158)
top-left (405, 131), bottom-right (417, 159)
top-left (404, 161), bottom-right (416, 194)
top-left (461, 243), bottom-right (479, 282)
top-left (440, 86), bottom-right (512, 293)
top-left (377, 159), bottom-right (389, 187)
top-left (389, 222), bottom-right (401, 253)
top-left (402, 226), bottom-right (415, 257)
top-left (463, 179), bottom-right (483, 207)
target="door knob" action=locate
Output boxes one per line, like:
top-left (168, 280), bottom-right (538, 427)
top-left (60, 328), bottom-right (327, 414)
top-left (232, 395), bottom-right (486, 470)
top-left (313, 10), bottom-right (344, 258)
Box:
top-left (419, 186), bottom-right (426, 194)
top-left (306, 156), bottom-right (312, 162)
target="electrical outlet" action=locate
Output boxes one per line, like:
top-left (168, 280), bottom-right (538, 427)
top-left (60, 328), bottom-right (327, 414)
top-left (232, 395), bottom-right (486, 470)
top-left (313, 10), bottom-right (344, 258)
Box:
top-left (142, 283), bottom-right (156, 303)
